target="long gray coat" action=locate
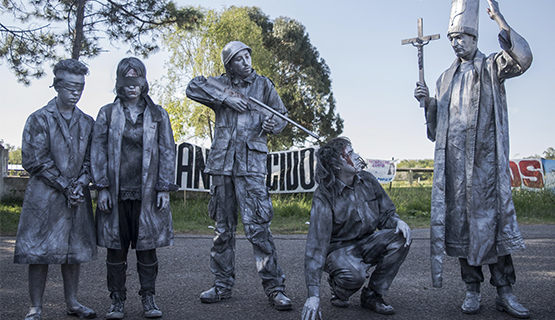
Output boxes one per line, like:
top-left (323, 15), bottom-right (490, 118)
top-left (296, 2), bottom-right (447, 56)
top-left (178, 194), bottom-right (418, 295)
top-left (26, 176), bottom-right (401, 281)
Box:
top-left (426, 29), bottom-right (532, 288)
top-left (14, 98), bottom-right (97, 264)
top-left (91, 98), bottom-right (177, 251)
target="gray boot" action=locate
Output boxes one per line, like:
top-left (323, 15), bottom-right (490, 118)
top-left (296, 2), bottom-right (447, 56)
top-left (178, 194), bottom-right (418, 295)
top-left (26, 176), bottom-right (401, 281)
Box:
top-left (141, 294), bottom-right (162, 318)
top-left (495, 285), bottom-right (530, 319)
top-left (106, 292), bottom-right (125, 320)
top-left (461, 282), bottom-right (481, 314)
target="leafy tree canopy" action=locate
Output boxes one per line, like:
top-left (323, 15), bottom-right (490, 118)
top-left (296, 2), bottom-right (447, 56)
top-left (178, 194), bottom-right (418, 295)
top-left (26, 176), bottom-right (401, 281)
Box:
top-left (1, 0), bottom-right (202, 85)
top-left (542, 147), bottom-right (555, 160)
top-left (154, 6), bottom-right (343, 151)
top-left (397, 159), bottom-right (434, 168)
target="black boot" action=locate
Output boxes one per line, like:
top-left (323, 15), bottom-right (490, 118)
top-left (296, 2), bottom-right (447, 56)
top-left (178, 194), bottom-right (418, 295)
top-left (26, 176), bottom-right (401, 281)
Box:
top-left (106, 261), bottom-right (127, 319)
top-left (137, 261), bottom-right (162, 318)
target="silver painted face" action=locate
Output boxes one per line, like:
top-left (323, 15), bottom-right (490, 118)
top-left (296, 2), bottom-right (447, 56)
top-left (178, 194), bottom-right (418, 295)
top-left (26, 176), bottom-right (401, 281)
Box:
top-left (229, 49), bottom-right (252, 78)
top-left (448, 32), bottom-right (477, 60)
top-left (55, 70), bottom-right (85, 108)
top-left (340, 145), bottom-right (367, 175)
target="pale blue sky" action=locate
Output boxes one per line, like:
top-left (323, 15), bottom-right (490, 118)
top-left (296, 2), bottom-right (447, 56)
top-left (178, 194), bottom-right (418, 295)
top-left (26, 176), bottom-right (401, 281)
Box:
top-left (1, 0), bottom-right (553, 160)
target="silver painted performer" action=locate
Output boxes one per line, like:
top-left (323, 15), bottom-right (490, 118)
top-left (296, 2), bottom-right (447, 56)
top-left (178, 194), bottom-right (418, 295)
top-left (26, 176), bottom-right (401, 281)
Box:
top-left (186, 41), bottom-right (293, 311)
top-left (91, 57), bottom-right (178, 319)
top-left (414, 0), bottom-right (532, 318)
top-left (14, 59), bottom-right (97, 320)
top-left (302, 137), bottom-right (411, 320)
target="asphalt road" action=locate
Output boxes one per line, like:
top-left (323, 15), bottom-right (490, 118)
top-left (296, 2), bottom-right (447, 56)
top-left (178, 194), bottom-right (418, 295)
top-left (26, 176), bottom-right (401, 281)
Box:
top-left (1, 225), bottom-right (554, 320)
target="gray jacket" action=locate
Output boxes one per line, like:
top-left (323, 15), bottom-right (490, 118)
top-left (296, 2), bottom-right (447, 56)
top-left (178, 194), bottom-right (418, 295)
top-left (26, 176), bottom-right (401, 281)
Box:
top-left (91, 98), bottom-right (177, 250)
top-left (14, 98), bottom-right (97, 264)
top-left (186, 70), bottom-right (287, 176)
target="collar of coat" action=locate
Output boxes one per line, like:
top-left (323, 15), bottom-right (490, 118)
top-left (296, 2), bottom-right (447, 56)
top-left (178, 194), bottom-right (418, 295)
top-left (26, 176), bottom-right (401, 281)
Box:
top-left (45, 97), bottom-right (85, 122)
top-left (114, 95), bottom-right (164, 122)
top-left (227, 69), bottom-right (258, 85)
top-left (334, 173), bottom-right (366, 196)
top-left (449, 50), bottom-right (486, 77)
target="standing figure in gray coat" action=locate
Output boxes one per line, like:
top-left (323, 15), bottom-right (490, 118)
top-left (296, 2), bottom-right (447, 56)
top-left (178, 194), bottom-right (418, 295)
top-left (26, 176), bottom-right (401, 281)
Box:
top-left (14, 59), bottom-right (97, 320)
top-left (186, 41), bottom-right (293, 311)
top-left (91, 57), bottom-right (178, 319)
top-left (414, 0), bottom-right (532, 318)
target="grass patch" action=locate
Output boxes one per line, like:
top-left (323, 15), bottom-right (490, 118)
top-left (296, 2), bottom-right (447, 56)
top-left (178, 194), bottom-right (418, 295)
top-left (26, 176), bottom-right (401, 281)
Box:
top-left (512, 189), bottom-right (555, 224)
top-left (2, 187), bottom-right (554, 236)
top-left (0, 197), bottom-right (23, 236)
top-left (386, 185), bottom-right (432, 229)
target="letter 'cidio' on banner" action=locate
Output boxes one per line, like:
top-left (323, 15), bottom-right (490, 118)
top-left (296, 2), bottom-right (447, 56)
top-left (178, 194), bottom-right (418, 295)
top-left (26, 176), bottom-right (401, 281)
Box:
top-left (175, 142), bottom-right (398, 193)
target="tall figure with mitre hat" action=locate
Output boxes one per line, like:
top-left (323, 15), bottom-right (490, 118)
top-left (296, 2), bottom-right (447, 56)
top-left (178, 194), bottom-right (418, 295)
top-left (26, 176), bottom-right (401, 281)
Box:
top-left (414, 0), bottom-right (532, 318)
top-left (185, 41), bottom-right (293, 311)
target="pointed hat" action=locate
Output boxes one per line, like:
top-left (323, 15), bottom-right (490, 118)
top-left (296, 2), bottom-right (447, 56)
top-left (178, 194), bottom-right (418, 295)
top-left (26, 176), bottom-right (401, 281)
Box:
top-left (448, 0), bottom-right (479, 37)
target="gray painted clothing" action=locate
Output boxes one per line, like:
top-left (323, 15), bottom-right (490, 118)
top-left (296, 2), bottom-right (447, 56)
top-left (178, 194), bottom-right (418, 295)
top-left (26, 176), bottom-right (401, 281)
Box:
top-left (186, 70), bottom-right (289, 295)
top-left (425, 29), bottom-right (533, 288)
top-left (305, 171), bottom-right (406, 298)
top-left (208, 174), bottom-right (285, 295)
top-left (119, 105), bottom-right (144, 200)
top-left (186, 70), bottom-right (287, 176)
top-left (14, 98), bottom-right (97, 264)
top-left (91, 97), bottom-right (178, 251)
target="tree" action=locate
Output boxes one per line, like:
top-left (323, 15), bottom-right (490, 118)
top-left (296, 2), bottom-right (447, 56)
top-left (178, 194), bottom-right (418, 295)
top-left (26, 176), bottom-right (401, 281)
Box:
top-left (1, 0), bottom-right (202, 85)
top-left (8, 145), bottom-right (22, 165)
top-left (397, 159), bottom-right (434, 181)
top-left (155, 6), bottom-right (343, 150)
top-left (543, 147), bottom-right (555, 160)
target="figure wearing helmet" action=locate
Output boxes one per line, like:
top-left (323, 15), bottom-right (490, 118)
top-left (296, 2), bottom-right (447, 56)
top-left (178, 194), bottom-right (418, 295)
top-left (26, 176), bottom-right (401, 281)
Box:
top-left (186, 41), bottom-right (292, 311)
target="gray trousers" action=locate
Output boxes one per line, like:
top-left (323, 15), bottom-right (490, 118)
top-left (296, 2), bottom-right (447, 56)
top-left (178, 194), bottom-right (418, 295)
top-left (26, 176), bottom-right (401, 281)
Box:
top-left (208, 174), bottom-right (286, 296)
top-left (326, 229), bottom-right (409, 299)
top-left (459, 254), bottom-right (516, 287)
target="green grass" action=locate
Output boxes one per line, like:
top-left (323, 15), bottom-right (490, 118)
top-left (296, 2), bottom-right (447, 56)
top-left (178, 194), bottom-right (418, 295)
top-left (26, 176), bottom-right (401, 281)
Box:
top-left (0, 197), bottom-right (23, 236)
top-left (387, 185), bottom-right (433, 228)
top-left (2, 187), bottom-right (554, 236)
top-left (512, 189), bottom-right (555, 224)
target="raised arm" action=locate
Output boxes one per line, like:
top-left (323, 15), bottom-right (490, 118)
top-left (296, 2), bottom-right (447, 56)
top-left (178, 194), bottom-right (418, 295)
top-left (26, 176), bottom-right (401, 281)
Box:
top-left (486, 0), bottom-right (510, 32)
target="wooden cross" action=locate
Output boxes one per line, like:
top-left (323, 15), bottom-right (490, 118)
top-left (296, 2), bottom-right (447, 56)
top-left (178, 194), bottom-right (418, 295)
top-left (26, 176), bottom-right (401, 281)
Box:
top-left (402, 18), bottom-right (440, 108)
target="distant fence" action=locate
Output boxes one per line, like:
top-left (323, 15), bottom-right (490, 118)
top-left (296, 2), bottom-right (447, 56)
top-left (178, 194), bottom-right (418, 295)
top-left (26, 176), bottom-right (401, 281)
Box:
top-left (2, 143), bottom-right (553, 201)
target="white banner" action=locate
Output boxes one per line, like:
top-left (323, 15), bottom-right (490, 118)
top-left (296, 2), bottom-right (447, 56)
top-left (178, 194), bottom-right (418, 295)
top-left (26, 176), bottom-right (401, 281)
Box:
top-left (175, 142), bottom-right (397, 193)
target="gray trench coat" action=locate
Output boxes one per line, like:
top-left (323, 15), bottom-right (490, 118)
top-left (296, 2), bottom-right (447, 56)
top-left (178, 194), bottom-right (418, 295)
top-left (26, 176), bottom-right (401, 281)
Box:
top-left (14, 98), bottom-right (97, 264)
top-left (426, 29), bottom-right (532, 288)
top-left (91, 98), bottom-right (177, 251)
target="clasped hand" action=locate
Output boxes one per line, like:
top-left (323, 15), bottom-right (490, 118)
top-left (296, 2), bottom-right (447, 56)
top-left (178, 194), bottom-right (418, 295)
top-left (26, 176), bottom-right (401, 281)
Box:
top-left (64, 182), bottom-right (84, 207)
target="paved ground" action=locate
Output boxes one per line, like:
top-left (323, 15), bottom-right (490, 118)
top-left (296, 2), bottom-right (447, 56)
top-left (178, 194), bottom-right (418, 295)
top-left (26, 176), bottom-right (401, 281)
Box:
top-left (1, 225), bottom-right (554, 320)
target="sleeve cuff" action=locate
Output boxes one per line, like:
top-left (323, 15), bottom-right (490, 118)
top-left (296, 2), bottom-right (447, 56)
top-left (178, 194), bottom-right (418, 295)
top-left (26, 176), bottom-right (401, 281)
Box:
top-left (307, 285), bottom-right (320, 297)
top-left (155, 182), bottom-right (180, 192)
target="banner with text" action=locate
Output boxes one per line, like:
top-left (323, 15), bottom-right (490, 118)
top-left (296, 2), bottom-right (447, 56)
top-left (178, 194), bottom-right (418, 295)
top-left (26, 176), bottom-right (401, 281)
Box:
top-left (509, 159), bottom-right (546, 190)
top-left (175, 142), bottom-right (397, 193)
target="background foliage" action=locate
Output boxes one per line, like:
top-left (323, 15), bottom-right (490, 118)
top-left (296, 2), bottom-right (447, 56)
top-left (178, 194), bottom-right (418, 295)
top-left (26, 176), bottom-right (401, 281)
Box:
top-left (155, 6), bottom-right (343, 150)
top-left (1, 0), bottom-right (201, 84)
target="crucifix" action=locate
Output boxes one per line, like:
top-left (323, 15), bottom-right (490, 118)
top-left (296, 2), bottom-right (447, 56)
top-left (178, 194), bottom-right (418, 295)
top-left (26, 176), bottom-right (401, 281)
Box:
top-left (402, 18), bottom-right (440, 108)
